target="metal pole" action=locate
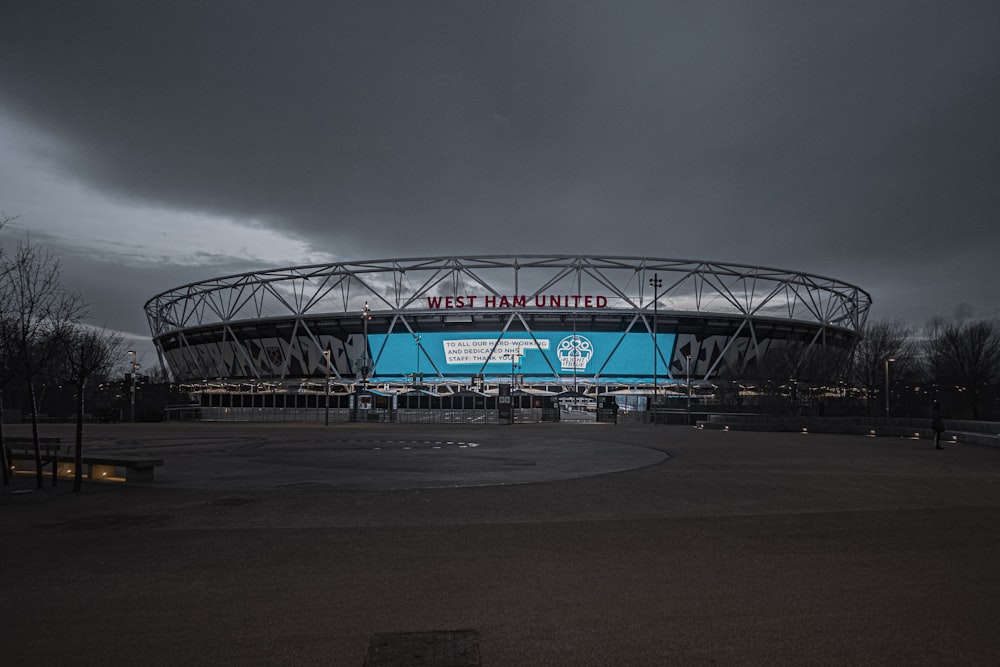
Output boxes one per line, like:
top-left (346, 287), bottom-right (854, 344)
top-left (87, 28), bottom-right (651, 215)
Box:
top-left (649, 274), bottom-right (662, 418)
top-left (415, 334), bottom-right (421, 386)
top-left (511, 355), bottom-right (516, 424)
top-left (323, 350), bottom-right (331, 426)
top-left (572, 338), bottom-right (577, 394)
top-left (361, 301), bottom-right (371, 391)
top-left (686, 354), bottom-right (692, 425)
top-left (884, 357), bottom-right (894, 418)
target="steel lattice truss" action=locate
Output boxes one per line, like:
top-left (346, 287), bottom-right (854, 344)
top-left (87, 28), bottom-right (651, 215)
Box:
top-left (144, 255), bottom-right (872, 386)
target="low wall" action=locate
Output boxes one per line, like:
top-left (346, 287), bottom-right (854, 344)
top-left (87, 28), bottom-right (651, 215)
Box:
top-left (700, 414), bottom-right (1000, 447)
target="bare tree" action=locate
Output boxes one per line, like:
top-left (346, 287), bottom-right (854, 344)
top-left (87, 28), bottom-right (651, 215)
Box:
top-left (60, 324), bottom-right (124, 491)
top-left (1, 241), bottom-right (85, 488)
top-left (0, 212), bottom-right (17, 486)
top-left (0, 310), bottom-right (20, 487)
top-left (923, 318), bottom-right (1000, 420)
top-left (850, 320), bottom-right (914, 417)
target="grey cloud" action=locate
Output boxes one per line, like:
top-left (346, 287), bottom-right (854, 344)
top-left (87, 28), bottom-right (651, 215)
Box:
top-left (1, 1), bottom-right (998, 330)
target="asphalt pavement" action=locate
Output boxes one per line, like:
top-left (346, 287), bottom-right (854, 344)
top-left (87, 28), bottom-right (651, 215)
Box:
top-left (2, 421), bottom-right (999, 665)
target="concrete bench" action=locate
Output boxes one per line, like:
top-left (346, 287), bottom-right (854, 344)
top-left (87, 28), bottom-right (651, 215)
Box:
top-left (72, 455), bottom-right (164, 483)
top-left (7, 450), bottom-right (163, 483)
top-left (4, 439), bottom-right (63, 485)
top-left (5, 436), bottom-right (61, 446)
top-left (695, 416), bottom-right (1000, 447)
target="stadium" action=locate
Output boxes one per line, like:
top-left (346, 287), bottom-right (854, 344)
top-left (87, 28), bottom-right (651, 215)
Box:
top-left (144, 255), bottom-right (872, 420)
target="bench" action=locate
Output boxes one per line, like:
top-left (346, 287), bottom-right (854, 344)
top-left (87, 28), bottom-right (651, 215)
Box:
top-left (6, 449), bottom-right (163, 483)
top-left (5, 436), bottom-right (61, 445)
top-left (695, 416), bottom-right (1000, 448)
top-left (4, 438), bottom-right (63, 485)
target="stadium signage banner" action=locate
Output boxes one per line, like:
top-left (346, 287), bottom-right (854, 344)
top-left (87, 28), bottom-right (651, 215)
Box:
top-left (368, 330), bottom-right (677, 379)
top-left (426, 294), bottom-right (609, 309)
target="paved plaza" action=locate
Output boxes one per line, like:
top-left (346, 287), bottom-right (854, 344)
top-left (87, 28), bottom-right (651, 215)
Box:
top-left (2, 421), bottom-right (1000, 665)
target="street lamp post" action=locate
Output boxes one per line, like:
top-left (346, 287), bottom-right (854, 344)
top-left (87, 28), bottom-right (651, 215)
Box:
top-left (360, 301), bottom-right (372, 390)
top-left (127, 350), bottom-right (138, 422)
top-left (884, 357), bottom-right (895, 418)
top-left (686, 354), bottom-right (692, 425)
top-left (572, 335), bottom-right (578, 394)
top-left (503, 352), bottom-right (521, 425)
top-left (414, 334), bottom-right (422, 387)
top-left (649, 273), bottom-right (662, 417)
top-left (323, 349), bottom-right (331, 426)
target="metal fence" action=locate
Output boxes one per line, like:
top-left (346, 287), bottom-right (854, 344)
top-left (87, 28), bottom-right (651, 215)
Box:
top-left (173, 400), bottom-right (715, 425)
top-left (194, 407), bottom-right (565, 424)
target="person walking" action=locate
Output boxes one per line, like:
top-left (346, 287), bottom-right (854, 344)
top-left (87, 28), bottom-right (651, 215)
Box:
top-left (931, 401), bottom-right (945, 449)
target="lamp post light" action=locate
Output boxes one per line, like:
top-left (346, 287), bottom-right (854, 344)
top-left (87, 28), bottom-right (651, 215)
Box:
top-left (323, 349), bottom-right (331, 426)
top-left (414, 334), bottom-right (422, 387)
top-left (572, 335), bottom-right (578, 394)
top-left (360, 301), bottom-right (372, 390)
top-left (127, 350), bottom-right (138, 423)
top-left (502, 352), bottom-right (522, 388)
top-left (509, 351), bottom-right (522, 389)
top-left (686, 354), bottom-right (692, 426)
top-left (649, 273), bottom-right (662, 415)
top-left (884, 357), bottom-right (895, 418)
top-left (503, 352), bottom-right (522, 425)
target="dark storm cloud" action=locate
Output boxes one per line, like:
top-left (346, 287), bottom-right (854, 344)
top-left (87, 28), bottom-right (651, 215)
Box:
top-left (1, 1), bottom-right (999, 324)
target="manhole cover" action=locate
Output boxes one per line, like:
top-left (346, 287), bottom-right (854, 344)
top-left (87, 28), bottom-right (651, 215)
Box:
top-left (364, 630), bottom-right (481, 667)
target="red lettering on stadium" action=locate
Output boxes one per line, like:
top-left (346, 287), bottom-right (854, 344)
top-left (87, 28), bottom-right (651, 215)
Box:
top-left (427, 295), bottom-right (608, 309)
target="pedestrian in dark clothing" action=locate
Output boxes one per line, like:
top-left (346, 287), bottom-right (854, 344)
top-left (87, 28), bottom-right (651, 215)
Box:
top-left (931, 401), bottom-right (945, 449)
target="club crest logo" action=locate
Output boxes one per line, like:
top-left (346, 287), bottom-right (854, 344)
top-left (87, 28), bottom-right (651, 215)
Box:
top-left (557, 335), bottom-right (593, 371)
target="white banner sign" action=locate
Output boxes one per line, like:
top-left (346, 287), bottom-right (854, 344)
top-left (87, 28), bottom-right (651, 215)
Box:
top-left (442, 338), bottom-right (548, 365)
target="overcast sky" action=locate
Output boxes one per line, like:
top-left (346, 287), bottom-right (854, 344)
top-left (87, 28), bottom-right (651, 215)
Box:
top-left (1, 1), bottom-right (998, 367)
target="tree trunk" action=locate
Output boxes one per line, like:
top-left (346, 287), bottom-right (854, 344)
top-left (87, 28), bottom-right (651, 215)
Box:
top-left (0, 390), bottom-right (9, 487)
top-left (74, 382), bottom-right (85, 492)
top-left (29, 380), bottom-right (43, 489)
